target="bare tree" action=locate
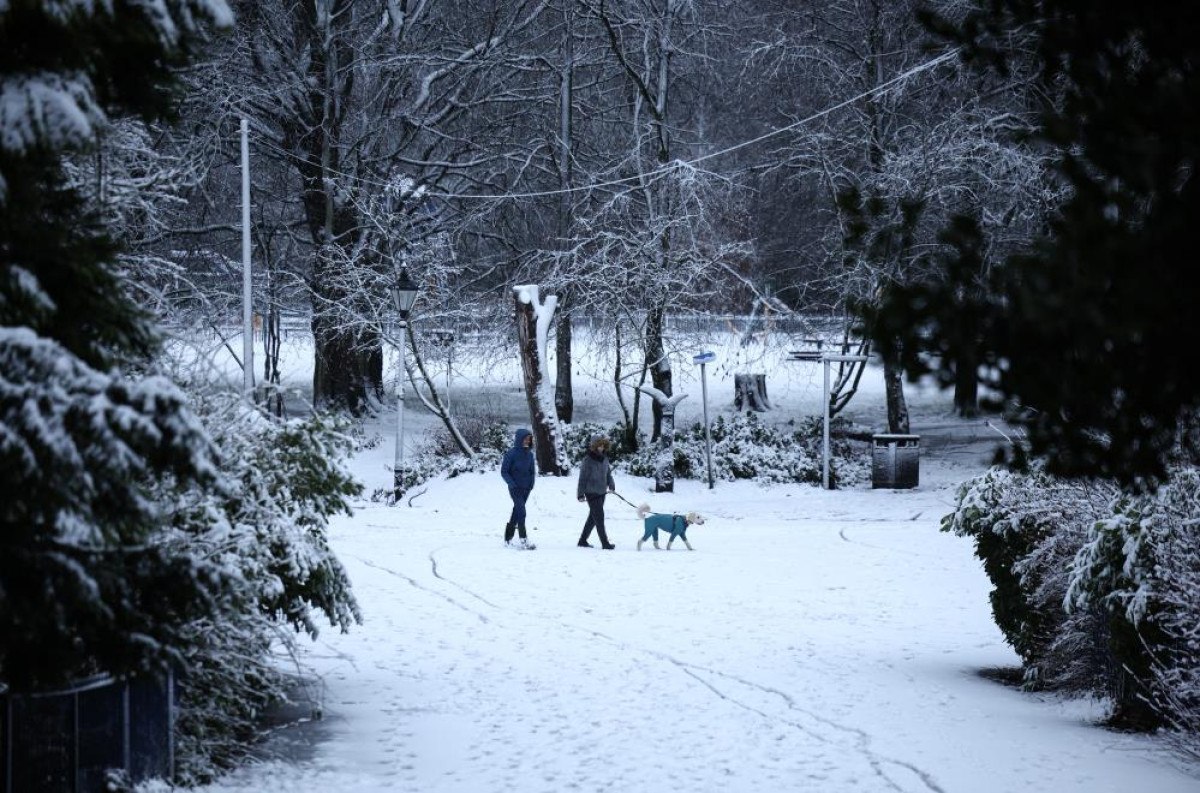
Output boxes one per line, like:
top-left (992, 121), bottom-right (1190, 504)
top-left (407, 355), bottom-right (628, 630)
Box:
top-left (749, 0), bottom-right (1055, 429)
top-left (204, 0), bottom-right (552, 413)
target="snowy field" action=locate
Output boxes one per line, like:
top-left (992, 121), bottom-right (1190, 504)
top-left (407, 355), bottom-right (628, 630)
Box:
top-left (184, 329), bottom-right (1200, 793)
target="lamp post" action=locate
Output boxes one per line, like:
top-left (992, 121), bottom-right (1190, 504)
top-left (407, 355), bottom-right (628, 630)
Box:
top-left (389, 268), bottom-right (419, 501)
top-left (692, 350), bottom-right (716, 489)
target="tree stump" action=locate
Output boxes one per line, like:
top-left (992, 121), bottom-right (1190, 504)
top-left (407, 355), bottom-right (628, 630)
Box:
top-left (734, 374), bottom-right (771, 412)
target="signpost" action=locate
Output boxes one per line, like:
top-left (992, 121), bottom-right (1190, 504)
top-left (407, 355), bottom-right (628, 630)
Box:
top-left (693, 351), bottom-right (717, 489)
top-left (788, 349), bottom-right (870, 489)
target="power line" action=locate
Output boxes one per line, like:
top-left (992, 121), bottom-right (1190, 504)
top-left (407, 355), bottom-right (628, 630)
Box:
top-left (250, 47), bottom-right (960, 203)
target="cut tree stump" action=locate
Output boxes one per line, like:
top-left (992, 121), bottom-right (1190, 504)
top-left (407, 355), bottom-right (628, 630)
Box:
top-left (734, 373), bottom-right (771, 412)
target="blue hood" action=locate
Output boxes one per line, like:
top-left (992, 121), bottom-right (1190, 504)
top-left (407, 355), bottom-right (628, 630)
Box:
top-left (512, 428), bottom-right (532, 449)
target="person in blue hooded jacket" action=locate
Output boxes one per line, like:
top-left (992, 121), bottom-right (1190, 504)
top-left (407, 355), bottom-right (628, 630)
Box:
top-left (500, 428), bottom-right (537, 548)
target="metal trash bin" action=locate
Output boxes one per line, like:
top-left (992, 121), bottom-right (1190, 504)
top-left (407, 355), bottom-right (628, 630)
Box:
top-left (872, 434), bottom-right (920, 489)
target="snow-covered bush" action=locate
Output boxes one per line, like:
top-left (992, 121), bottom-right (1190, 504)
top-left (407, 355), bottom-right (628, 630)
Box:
top-left (386, 412), bottom-right (868, 498)
top-left (560, 421), bottom-right (638, 461)
top-left (378, 416), bottom-right (508, 500)
top-left (621, 412), bottom-right (869, 487)
top-left (164, 397), bottom-right (364, 781)
top-left (429, 409), bottom-right (511, 459)
top-left (947, 459), bottom-right (1200, 738)
top-left (1067, 467), bottom-right (1200, 735)
top-left (1136, 467), bottom-right (1200, 756)
top-left (944, 465), bottom-right (1119, 692)
top-left (0, 327), bottom-right (237, 689)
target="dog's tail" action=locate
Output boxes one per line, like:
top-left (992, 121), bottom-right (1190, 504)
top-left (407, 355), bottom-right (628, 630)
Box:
top-left (613, 491), bottom-right (651, 517)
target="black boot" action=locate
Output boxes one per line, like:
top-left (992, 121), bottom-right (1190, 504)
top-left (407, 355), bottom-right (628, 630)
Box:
top-left (504, 523), bottom-right (515, 544)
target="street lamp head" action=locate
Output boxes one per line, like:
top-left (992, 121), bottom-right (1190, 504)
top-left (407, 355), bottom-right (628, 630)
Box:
top-left (390, 268), bottom-right (419, 320)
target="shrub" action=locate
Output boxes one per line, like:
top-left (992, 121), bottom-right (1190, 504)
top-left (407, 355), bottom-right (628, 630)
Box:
top-left (622, 412), bottom-right (869, 487)
top-left (381, 412), bottom-right (510, 499)
top-left (166, 398), bottom-right (363, 782)
top-left (1068, 468), bottom-right (1200, 734)
top-left (946, 459), bottom-right (1200, 737)
top-left (560, 421), bottom-right (641, 463)
top-left (944, 465), bottom-right (1119, 692)
top-left (1137, 467), bottom-right (1200, 757)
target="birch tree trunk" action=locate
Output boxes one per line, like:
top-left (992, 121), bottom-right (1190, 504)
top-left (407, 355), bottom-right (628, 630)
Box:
top-left (514, 285), bottom-right (569, 475)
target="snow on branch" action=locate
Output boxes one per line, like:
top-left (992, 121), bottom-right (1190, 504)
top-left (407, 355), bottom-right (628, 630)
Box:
top-left (0, 326), bottom-right (220, 546)
top-left (0, 72), bottom-right (102, 156)
top-left (637, 384), bottom-right (687, 412)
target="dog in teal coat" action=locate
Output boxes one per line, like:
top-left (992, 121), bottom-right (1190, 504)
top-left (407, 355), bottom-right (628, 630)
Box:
top-left (637, 510), bottom-right (705, 551)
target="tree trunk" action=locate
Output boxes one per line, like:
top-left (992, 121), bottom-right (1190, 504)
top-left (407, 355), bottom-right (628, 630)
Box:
top-left (404, 323), bottom-right (475, 458)
top-left (655, 403), bottom-right (677, 493)
top-left (646, 304), bottom-right (672, 441)
top-left (954, 347), bottom-right (979, 417)
top-left (883, 343), bottom-right (910, 434)
top-left (283, 0), bottom-right (383, 415)
top-left (515, 293), bottom-right (565, 476)
top-left (553, 3), bottom-right (576, 426)
top-left (311, 311), bottom-right (382, 414)
top-left (264, 293), bottom-right (283, 418)
top-left (555, 309), bottom-right (574, 423)
top-left (614, 323), bottom-right (633, 447)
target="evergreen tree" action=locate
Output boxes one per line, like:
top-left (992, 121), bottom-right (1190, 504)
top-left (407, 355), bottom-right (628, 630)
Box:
top-left (0, 0), bottom-right (233, 689)
top-left (871, 1), bottom-right (1200, 487)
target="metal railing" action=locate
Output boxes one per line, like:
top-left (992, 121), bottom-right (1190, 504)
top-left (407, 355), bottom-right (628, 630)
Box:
top-left (2, 672), bottom-right (174, 793)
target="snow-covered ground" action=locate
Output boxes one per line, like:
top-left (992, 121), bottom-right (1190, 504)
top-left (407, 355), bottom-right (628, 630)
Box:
top-left (185, 332), bottom-right (1199, 792)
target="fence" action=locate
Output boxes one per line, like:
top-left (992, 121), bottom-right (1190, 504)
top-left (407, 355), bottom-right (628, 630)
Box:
top-left (1, 672), bottom-right (174, 793)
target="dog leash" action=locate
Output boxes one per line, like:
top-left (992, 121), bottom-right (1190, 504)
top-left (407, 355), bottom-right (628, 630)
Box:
top-left (610, 491), bottom-right (643, 512)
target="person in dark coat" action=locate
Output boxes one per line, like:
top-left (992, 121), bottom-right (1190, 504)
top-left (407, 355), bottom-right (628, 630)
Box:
top-left (500, 428), bottom-right (537, 548)
top-left (576, 434), bottom-right (616, 549)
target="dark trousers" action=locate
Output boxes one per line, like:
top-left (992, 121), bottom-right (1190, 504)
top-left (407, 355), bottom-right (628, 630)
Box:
top-left (578, 493), bottom-right (610, 545)
top-left (507, 487), bottom-right (530, 541)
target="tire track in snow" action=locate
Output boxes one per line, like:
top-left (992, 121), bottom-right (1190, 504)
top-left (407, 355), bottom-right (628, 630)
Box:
top-left (837, 525), bottom-right (938, 559)
top-left (426, 552), bottom-right (945, 793)
top-left (428, 546), bottom-right (503, 610)
top-left (674, 663), bottom-right (945, 793)
top-left (350, 556), bottom-right (490, 624)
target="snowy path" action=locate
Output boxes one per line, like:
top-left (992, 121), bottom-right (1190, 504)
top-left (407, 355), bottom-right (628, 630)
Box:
top-left (200, 461), bottom-right (1199, 793)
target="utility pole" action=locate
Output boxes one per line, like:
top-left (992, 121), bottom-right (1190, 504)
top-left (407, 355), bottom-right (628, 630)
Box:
top-left (240, 118), bottom-right (254, 396)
